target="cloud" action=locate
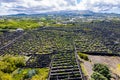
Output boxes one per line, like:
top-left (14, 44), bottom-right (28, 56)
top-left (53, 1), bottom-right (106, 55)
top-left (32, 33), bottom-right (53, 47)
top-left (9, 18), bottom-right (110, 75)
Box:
top-left (0, 0), bottom-right (120, 15)
top-left (0, 0), bottom-right (77, 15)
top-left (76, 0), bottom-right (120, 13)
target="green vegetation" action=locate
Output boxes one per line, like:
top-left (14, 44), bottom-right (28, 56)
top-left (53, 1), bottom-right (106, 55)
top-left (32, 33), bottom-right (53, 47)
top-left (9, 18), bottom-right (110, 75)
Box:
top-left (80, 63), bottom-right (88, 76)
top-left (0, 71), bottom-right (12, 80)
top-left (0, 18), bottom-right (74, 30)
top-left (91, 63), bottom-right (111, 80)
top-left (31, 68), bottom-right (49, 80)
top-left (0, 55), bottom-right (25, 73)
top-left (0, 19), bottom-right (41, 30)
top-left (0, 15), bottom-right (120, 79)
top-left (0, 17), bottom-right (119, 54)
top-left (13, 68), bottom-right (49, 80)
top-left (78, 52), bottom-right (89, 61)
top-left (0, 55), bottom-right (25, 80)
top-left (91, 72), bottom-right (108, 80)
top-left (0, 55), bottom-right (49, 80)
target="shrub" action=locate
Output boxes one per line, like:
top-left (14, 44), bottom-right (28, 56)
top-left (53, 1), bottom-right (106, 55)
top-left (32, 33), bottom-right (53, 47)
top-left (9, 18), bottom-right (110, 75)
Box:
top-left (0, 61), bottom-right (15, 73)
top-left (92, 63), bottom-right (111, 80)
top-left (0, 55), bottom-right (25, 73)
top-left (78, 52), bottom-right (89, 61)
top-left (23, 69), bottom-right (37, 79)
top-left (31, 75), bottom-right (40, 80)
top-left (91, 72), bottom-right (108, 80)
top-left (0, 71), bottom-right (12, 80)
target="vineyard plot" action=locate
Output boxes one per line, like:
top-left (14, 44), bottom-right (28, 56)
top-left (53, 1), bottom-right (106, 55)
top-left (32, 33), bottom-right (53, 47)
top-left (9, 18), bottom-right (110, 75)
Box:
top-left (0, 31), bottom-right (24, 48)
top-left (48, 52), bottom-right (84, 80)
top-left (25, 54), bottom-right (52, 68)
top-left (0, 27), bottom-right (119, 56)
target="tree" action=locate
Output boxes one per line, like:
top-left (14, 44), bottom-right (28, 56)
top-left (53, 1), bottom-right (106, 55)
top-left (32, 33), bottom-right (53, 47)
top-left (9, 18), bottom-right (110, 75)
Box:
top-left (92, 63), bottom-right (111, 80)
top-left (91, 72), bottom-right (108, 80)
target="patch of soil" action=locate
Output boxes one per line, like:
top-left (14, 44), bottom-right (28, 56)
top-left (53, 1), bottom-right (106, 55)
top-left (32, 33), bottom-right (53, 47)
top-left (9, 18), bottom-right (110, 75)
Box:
top-left (83, 55), bottom-right (120, 80)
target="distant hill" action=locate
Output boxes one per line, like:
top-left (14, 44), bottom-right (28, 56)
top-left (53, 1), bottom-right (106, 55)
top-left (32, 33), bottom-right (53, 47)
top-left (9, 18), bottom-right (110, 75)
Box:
top-left (8, 13), bottom-right (28, 16)
top-left (1, 10), bottom-right (120, 18)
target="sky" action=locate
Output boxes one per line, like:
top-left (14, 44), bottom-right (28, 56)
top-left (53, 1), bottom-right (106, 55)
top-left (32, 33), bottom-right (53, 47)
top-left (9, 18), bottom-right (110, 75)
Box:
top-left (0, 0), bottom-right (120, 15)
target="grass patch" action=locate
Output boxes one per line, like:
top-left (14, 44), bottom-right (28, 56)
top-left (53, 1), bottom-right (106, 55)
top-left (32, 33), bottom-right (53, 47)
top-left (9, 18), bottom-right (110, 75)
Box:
top-left (80, 63), bottom-right (88, 76)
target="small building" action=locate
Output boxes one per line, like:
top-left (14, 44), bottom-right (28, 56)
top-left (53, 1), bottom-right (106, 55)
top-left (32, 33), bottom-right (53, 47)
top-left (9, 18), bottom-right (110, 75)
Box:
top-left (16, 28), bottom-right (24, 32)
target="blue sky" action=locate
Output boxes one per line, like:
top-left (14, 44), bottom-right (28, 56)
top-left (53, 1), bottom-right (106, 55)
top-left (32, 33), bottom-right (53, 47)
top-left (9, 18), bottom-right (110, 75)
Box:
top-left (77, 0), bottom-right (81, 3)
top-left (0, 0), bottom-right (120, 15)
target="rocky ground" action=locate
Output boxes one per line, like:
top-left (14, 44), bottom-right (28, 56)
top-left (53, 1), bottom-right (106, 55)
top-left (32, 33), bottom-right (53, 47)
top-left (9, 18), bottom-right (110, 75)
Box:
top-left (82, 55), bottom-right (120, 80)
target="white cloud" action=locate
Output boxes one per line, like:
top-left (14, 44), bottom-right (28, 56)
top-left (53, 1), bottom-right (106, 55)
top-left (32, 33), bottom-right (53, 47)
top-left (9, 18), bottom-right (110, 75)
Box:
top-left (0, 0), bottom-right (77, 15)
top-left (76, 0), bottom-right (120, 13)
top-left (0, 0), bottom-right (120, 15)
